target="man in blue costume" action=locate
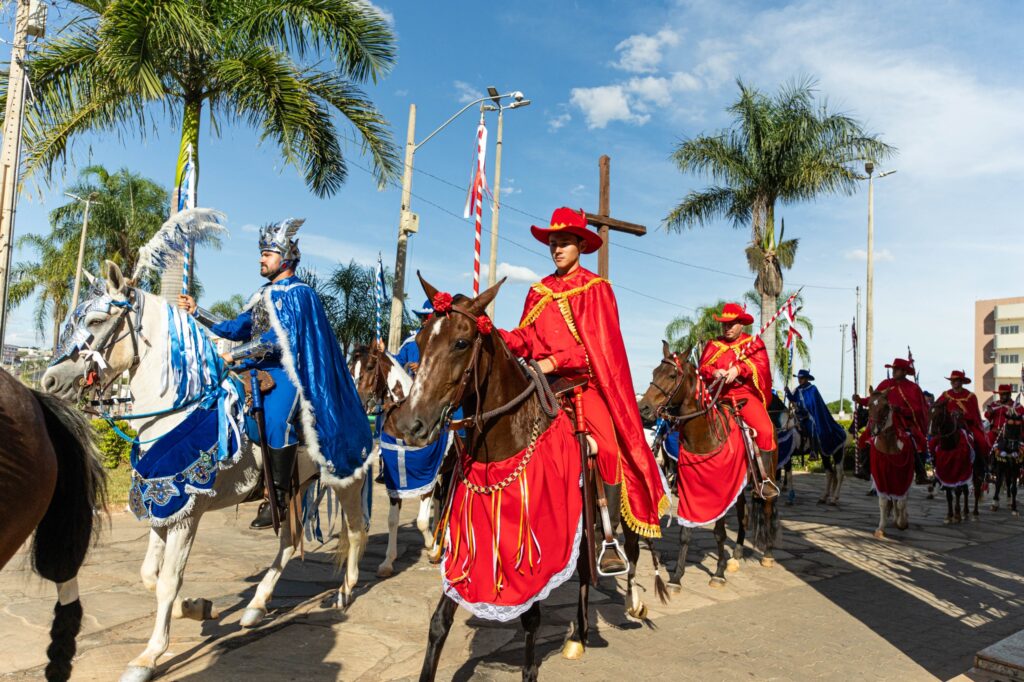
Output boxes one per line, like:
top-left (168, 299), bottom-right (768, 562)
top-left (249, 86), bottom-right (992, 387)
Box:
top-left (180, 218), bottom-right (372, 529)
top-left (786, 369), bottom-right (847, 461)
top-left (393, 299), bottom-right (432, 376)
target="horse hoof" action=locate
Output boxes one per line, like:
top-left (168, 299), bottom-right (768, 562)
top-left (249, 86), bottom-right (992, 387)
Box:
top-left (561, 640), bottom-right (585, 660)
top-left (760, 557), bottom-right (775, 568)
top-left (943, 516), bottom-right (953, 525)
top-left (239, 607), bottom-right (266, 628)
top-left (726, 558), bottom-right (740, 573)
top-left (817, 497), bottom-right (827, 505)
top-left (667, 581), bottom-right (682, 592)
top-left (427, 546), bottom-right (443, 565)
top-left (873, 530), bottom-right (885, 540)
top-left (626, 603), bottom-right (648, 620)
top-left (827, 500), bottom-right (839, 507)
top-left (376, 564), bottom-right (394, 579)
top-left (1013, 511), bottom-right (1020, 518)
top-left (338, 590), bottom-right (354, 610)
top-left (708, 577), bottom-right (727, 588)
top-left (991, 503), bottom-right (999, 512)
top-left (896, 522), bottom-right (909, 531)
top-left (120, 666), bottom-right (156, 682)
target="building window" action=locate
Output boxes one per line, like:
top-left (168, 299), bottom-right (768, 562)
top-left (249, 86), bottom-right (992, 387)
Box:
top-left (1000, 324), bottom-right (1020, 335)
top-left (999, 354), bottom-right (1020, 364)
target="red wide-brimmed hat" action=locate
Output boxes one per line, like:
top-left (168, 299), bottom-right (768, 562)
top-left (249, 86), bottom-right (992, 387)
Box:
top-left (885, 358), bottom-right (915, 375)
top-left (945, 370), bottom-right (971, 384)
top-left (713, 302), bottom-right (754, 326)
top-left (530, 207), bottom-right (603, 254)
top-left (997, 384), bottom-right (1014, 393)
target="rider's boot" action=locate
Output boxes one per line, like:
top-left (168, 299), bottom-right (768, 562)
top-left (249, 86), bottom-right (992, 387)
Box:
top-left (914, 451), bottom-right (929, 485)
top-left (250, 445), bottom-right (298, 528)
top-left (759, 449), bottom-right (779, 500)
top-left (250, 500), bottom-right (273, 529)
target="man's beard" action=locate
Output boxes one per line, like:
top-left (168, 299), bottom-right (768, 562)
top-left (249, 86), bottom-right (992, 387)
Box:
top-left (261, 263), bottom-right (284, 281)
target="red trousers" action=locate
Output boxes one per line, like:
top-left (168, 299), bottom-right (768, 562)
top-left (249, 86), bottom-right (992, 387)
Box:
top-left (728, 390), bottom-right (776, 451)
top-left (575, 385), bottom-right (622, 486)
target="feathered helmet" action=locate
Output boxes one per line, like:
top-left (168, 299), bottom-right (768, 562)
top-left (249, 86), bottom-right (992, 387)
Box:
top-left (258, 218), bottom-right (305, 265)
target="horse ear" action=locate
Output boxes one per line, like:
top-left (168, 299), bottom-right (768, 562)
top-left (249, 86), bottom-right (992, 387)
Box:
top-left (105, 260), bottom-right (127, 294)
top-left (471, 277), bottom-right (506, 315)
top-left (417, 270), bottom-right (438, 304)
top-left (662, 340), bottom-right (671, 359)
top-left (83, 270), bottom-right (96, 285)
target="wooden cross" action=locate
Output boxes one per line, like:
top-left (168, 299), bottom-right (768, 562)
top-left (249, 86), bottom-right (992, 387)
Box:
top-left (586, 155), bottom-right (646, 279)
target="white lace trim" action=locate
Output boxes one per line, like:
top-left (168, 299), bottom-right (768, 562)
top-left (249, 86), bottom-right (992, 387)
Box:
top-left (388, 478), bottom-right (437, 500)
top-left (441, 515), bottom-right (583, 622)
top-left (870, 475), bottom-right (912, 501)
top-left (677, 475), bottom-right (747, 528)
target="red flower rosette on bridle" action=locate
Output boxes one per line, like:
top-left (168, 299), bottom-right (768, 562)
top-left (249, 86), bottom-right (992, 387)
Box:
top-left (432, 292), bottom-right (453, 315)
top-left (476, 315), bottom-right (493, 335)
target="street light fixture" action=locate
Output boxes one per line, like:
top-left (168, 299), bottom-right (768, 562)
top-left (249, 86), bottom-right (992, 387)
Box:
top-left (863, 162), bottom-right (897, 390)
top-left (66, 191), bottom-right (100, 311)
top-left (386, 88), bottom-right (530, 352)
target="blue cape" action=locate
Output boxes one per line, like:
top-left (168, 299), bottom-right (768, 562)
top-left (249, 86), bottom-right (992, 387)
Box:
top-left (791, 383), bottom-right (846, 456)
top-left (263, 278), bottom-right (373, 487)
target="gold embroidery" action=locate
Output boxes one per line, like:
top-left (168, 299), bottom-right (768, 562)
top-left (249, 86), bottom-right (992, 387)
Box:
top-left (518, 276), bottom-right (608, 331)
top-left (700, 335), bottom-right (766, 405)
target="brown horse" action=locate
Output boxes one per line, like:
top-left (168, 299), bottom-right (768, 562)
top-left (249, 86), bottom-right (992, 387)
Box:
top-left (0, 367), bottom-right (106, 681)
top-left (392, 276), bottom-right (661, 681)
top-left (866, 389), bottom-right (911, 538)
top-left (928, 402), bottom-right (984, 522)
top-left (638, 342), bottom-right (779, 575)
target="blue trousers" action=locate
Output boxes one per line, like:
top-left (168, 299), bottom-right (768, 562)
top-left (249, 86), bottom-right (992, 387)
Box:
top-left (262, 367), bottom-right (301, 448)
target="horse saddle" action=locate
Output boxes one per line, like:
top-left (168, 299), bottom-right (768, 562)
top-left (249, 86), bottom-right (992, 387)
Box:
top-left (237, 369), bottom-right (276, 408)
top-left (548, 375), bottom-right (588, 398)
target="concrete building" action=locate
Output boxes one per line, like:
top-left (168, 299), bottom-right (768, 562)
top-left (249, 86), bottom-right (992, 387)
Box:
top-left (975, 296), bottom-right (1024, 405)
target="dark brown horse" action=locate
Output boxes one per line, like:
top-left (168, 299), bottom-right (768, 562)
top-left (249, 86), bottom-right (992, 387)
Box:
top-left (637, 342), bottom-right (779, 579)
top-left (0, 367), bottom-right (106, 681)
top-left (928, 402), bottom-right (984, 522)
top-left (392, 276), bottom-right (661, 681)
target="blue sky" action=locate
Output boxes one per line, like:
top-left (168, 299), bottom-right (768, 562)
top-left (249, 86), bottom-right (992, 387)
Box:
top-left (6, 0), bottom-right (1023, 398)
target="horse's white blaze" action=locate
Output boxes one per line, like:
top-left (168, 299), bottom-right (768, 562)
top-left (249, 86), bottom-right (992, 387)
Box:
top-left (352, 359), bottom-right (363, 382)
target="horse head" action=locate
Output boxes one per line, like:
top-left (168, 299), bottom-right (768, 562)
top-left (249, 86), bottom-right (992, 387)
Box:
top-left (42, 261), bottom-right (141, 401)
top-left (637, 340), bottom-right (696, 425)
top-left (391, 272), bottom-right (505, 447)
top-left (350, 344), bottom-right (410, 414)
top-left (929, 398), bottom-right (961, 440)
top-left (867, 387), bottom-right (894, 437)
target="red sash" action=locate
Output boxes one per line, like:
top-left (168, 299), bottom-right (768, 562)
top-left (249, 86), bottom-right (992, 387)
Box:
top-left (442, 412), bottom-right (582, 622)
top-left (870, 436), bottom-right (915, 500)
top-left (931, 431), bottom-right (974, 488)
top-left (676, 414), bottom-right (748, 527)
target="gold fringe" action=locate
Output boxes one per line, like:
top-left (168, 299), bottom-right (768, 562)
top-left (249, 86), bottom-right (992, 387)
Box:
top-left (518, 277), bottom-right (608, 330)
top-left (619, 479), bottom-right (668, 539)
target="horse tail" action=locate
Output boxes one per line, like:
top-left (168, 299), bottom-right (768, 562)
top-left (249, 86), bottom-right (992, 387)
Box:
top-left (748, 495), bottom-right (779, 552)
top-left (30, 391), bottom-right (107, 682)
top-left (645, 538), bottom-right (671, 605)
top-left (29, 390), bottom-right (107, 583)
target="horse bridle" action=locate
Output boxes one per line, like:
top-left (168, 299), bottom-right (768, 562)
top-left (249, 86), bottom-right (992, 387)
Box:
top-left (929, 402), bottom-right (961, 440)
top-left (649, 352), bottom-right (726, 425)
top-left (77, 288), bottom-right (147, 399)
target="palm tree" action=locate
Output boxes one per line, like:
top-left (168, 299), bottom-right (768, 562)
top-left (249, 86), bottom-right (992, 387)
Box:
top-left (743, 289), bottom-right (813, 387)
top-left (665, 298), bottom-right (735, 358)
top-left (327, 259), bottom-right (414, 356)
top-left (7, 0), bottom-right (400, 197)
top-left (7, 234), bottom-right (78, 348)
top-left (664, 78), bottom-right (894, 363)
top-left (209, 294), bottom-right (247, 320)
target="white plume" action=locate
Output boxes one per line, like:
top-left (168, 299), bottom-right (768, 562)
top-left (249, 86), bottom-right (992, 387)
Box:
top-left (134, 208), bottom-right (228, 279)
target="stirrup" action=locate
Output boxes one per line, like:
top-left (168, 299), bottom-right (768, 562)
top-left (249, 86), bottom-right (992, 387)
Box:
top-left (757, 478), bottom-right (781, 500)
top-left (597, 538), bottom-right (630, 577)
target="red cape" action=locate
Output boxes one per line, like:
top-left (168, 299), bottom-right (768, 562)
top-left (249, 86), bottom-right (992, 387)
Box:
top-left (510, 268), bottom-right (668, 536)
top-left (698, 334), bottom-right (773, 405)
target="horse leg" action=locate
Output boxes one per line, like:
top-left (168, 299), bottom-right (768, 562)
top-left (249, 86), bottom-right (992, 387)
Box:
top-left (336, 481), bottom-right (369, 608)
top-left (831, 455), bottom-right (845, 505)
top-left (730, 493), bottom-right (746, 570)
top-left (1010, 463), bottom-right (1020, 517)
top-left (819, 455), bottom-right (832, 504)
top-left (758, 496), bottom-right (777, 568)
top-left (992, 462), bottom-right (1003, 511)
top-left (377, 498), bottom-right (401, 578)
top-left (623, 527), bottom-right (646, 620)
top-left (944, 488), bottom-right (954, 524)
top-left (121, 518), bottom-right (198, 682)
top-left (47, 579), bottom-right (83, 682)
top-left (669, 525), bottom-right (692, 589)
top-left (896, 498), bottom-right (909, 530)
top-left (240, 501), bottom-right (301, 627)
top-left (561, 558), bottom-right (590, 660)
top-left (874, 496), bottom-right (888, 539)
top-left (418, 594), bottom-right (457, 682)
top-left (709, 518), bottom-right (728, 587)
top-left (521, 601), bottom-right (542, 682)
top-left (140, 527), bottom-right (167, 592)
top-left (417, 493), bottom-right (434, 548)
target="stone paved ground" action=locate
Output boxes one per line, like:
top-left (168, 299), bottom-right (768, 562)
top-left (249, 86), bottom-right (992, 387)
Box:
top-left (2, 472), bottom-right (1023, 681)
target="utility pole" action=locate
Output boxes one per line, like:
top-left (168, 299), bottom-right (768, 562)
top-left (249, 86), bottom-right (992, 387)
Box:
top-left (855, 285), bottom-right (861, 394)
top-left (68, 193), bottom-right (97, 311)
top-left (387, 104), bottom-right (417, 353)
top-left (864, 163), bottom-right (875, 394)
top-left (839, 323), bottom-right (848, 417)
top-left (485, 105), bottom-right (504, 318)
top-left (0, 0), bottom-right (39, 347)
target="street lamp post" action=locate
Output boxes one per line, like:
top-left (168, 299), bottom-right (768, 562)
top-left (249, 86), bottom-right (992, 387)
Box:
top-left (863, 162), bottom-right (896, 390)
top-left (67, 192), bottom-right (99, 311)
top-left (386, 89), bottom-right (529, 352)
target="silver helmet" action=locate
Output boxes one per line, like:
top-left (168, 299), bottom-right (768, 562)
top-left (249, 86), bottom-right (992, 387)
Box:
top-left (258, 218), bottom-right (305, 264)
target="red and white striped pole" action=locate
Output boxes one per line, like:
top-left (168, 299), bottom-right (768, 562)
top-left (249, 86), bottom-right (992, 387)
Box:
top-left (465, 113), bottom-right (488, 296)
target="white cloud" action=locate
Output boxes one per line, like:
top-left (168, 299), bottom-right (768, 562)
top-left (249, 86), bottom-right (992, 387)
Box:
top-left (454, 81), bottom-right (483, 105)
top-left (478, 262), bottom-right (542, 284)
top-left (569, 184), bottom-right (586, 196)
top-left (845, 248), bottom-right (894, 262)
top-left (360, 1), bottom-right (394, 26)
top-left (548, 111), bottom-right (571, 131)
top-left (500, 178), bottom-right (522, 196)
top-left (613, 28), bottom-right (679, 73)
top-left (301, 233), bottom-right (382, 267)
top-left (570, 85), bottom-right (650, 129)
top-left (240, 223), bottom-right (259, 233)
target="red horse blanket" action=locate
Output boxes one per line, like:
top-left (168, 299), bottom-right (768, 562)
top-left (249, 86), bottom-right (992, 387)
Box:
top-left (442, 411), bottom-right (582, 622)
top-left (870, 437), bottom-right (915, 500)
top-left (930, 431), bottom-right (974, 488)
top-left (676, 414), bottom-right (748, 527)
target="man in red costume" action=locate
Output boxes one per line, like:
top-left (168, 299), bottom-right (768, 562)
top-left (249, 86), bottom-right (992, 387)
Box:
top-left (698, 303), bottom-right (777, 498)
top-left (936, 370), bottom-right (987, 454)
top-left (986, 384), bottom-right (1023, 447)
top-left (500, 207), bottom-right (668, 542)
top-left (869, 358), bottom-right (930, 484)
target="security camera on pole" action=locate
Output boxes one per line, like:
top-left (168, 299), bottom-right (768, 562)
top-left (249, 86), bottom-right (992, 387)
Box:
top-left (386, 88), bottom-right (530, 353)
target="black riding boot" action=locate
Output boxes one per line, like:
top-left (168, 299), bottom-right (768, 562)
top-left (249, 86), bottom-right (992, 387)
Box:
top-left (914, 451), bottom-right (929, 485)
top-left (250, 445), bottom-right (298, 529)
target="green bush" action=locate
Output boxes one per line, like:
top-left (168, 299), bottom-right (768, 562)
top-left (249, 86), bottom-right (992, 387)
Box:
top-left (92, 418), bottom-right (136, 469)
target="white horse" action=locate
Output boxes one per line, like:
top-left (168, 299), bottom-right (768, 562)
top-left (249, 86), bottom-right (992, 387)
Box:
top-left (42, 262), bottom-right (368, 682)
top-left (349, 346), bottom-right (443, 577)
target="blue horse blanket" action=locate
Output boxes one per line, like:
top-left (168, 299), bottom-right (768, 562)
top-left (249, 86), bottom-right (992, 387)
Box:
top-left (378, 430), bottom-right (450, 499)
